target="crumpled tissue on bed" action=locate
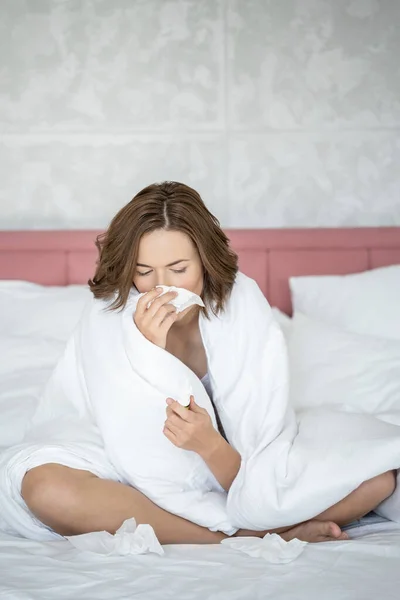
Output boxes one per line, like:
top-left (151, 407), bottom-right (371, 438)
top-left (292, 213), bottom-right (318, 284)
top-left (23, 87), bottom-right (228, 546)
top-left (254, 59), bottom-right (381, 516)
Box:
top-left (66, 519), bottom-right (306, 563)
top-left (66, 518), bottom-right (164, 556)
top-left (140, 285), bottom-right (205, 313)
top-left (221, 533), bottom-right (307, 563)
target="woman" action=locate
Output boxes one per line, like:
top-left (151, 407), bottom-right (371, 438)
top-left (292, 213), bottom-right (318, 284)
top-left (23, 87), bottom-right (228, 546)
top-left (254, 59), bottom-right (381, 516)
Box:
top-left (3, 182), bottom-right (396, 544)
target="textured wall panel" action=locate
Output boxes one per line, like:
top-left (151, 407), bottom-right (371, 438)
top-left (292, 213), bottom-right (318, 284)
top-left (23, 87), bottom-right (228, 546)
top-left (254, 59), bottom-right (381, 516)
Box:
top-left (228, 0), bottom-right (400, 129)
top-left (228, 132), bottom-right (400, 227)
top-left (0, 0), bottom-right (224, 131)
top-left (0, 135), bottom-right (227, 228)
top-left (0, 0), bottom-right (399, 229)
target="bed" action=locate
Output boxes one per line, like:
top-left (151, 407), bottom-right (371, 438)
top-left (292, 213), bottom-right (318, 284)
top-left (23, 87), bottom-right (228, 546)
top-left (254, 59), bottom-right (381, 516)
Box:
top-left (0, 227), bottom-right (400, 600)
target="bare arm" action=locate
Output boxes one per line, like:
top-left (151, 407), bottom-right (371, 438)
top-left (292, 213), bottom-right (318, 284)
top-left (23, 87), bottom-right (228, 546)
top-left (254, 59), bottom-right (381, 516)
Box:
top-left (163, 396), bottom-right (242, 492)
top-left (197, 431), bottom-right (241, 492)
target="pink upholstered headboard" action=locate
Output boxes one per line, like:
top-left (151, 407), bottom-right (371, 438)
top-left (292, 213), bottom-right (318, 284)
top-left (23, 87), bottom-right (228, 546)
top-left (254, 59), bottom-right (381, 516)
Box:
top-left (0, 228), bottom-right (399, 315)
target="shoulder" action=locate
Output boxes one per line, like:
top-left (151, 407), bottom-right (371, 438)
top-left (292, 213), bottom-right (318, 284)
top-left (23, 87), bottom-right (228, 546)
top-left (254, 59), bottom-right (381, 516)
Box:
top-left (78, 293), bottom-right (125, 326)
top-left (88, 286), bottom-right (139, 314)
top-left (73, 293), bottom-right (130, 345)
top-left (232, 271), bottom-right (270, 308)
top-left (221, 271), bottom-right (273, 324)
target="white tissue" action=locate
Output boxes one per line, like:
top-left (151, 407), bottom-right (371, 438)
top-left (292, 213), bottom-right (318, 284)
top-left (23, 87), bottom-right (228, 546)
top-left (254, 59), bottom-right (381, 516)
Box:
top-left (221, 533), bottom-right (307, 564)
top-left (140, 285), bottom-right (205, 313)
top-left (66, 518), bottom-right (164, 556)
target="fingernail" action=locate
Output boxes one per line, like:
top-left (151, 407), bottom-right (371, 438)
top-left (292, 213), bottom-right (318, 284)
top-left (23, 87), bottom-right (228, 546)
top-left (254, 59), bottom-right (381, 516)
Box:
top-left (166, 398), bottom-right (173, 405)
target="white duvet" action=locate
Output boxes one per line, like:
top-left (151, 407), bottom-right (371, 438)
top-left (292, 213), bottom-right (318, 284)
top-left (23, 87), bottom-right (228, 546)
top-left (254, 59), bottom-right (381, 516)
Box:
top-left (1, 271), bottom-right (400, 540)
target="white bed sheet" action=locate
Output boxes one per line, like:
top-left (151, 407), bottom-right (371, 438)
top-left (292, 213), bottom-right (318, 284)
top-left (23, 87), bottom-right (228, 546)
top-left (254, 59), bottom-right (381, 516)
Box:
top-left (1, 332), bottom-right (400, 599)
top-left (1, 520), bottom-right (400, 600)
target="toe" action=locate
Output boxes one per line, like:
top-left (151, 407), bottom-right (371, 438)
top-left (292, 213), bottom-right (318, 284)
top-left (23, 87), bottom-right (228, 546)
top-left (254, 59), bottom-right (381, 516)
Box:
top-left (326, 521), bottom-right (343, 539)
top-left (315, 521), bottom-right (341, 539)
top-left (322, 522), bottom-right (349, 541)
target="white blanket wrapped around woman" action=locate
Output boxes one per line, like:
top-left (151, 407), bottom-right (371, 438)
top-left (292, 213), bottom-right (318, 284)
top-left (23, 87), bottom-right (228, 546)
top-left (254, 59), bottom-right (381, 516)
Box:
top-left (2, 271), bottom-right (400, 538)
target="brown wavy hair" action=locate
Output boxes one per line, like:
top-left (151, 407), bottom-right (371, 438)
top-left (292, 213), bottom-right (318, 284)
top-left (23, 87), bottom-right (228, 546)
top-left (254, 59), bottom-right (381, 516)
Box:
top-left (88, 181), bottom-right (238, 316)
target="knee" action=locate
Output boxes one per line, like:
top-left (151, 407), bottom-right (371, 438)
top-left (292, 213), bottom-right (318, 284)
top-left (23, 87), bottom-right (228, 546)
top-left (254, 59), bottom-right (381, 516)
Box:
top-left (373, 470), bottom-right (396, 501)
top-left (356, 470), bottom-right (396, 506)
top-left (21, 464), bottom-right (86, 517)
top-left (382, 470), bottom-right (397, 499)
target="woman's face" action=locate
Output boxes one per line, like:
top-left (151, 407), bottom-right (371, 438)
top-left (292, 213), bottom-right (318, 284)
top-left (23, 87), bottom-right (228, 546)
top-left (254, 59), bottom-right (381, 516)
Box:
top-left (133, 229), bottom-right (204, 322)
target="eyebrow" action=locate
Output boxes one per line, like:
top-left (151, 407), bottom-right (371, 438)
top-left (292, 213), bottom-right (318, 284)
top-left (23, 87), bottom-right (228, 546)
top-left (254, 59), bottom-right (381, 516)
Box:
top-left (136, 259), bottom-right (190, 268)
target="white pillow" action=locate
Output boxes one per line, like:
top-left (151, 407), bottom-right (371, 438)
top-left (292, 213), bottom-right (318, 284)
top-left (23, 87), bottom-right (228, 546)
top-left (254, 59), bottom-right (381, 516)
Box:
top-left (0, 336), bottom-right (64, 447)
top-left (0, 280), bottom-right (92, 342)
top-left (290, 264), bottom-right (400, 340)
top-left (288, 312), bottom-right (400, 418)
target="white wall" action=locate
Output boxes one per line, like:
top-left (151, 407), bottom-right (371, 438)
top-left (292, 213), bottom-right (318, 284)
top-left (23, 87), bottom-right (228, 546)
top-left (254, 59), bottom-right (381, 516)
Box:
top-left (0, 0), bottom-right (399, 229)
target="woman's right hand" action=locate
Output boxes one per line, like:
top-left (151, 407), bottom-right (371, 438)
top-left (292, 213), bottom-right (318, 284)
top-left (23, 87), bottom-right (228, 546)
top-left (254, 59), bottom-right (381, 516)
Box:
top-left (134, 287), bottom-right (179, 349)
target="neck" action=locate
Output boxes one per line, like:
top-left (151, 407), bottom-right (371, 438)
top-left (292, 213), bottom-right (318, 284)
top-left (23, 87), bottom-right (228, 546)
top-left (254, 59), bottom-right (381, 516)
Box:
top-left (171, 306), bottom-right (200, 332)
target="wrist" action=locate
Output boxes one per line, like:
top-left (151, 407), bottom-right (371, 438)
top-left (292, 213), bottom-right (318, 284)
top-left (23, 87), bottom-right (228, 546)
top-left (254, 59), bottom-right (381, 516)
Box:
top-left (199, 429), bottom-right (223, 462)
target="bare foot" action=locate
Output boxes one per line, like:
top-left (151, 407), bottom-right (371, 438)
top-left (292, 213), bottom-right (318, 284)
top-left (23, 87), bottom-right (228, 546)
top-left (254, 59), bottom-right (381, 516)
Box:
top-left (280, 520), bottom-right (349, 543)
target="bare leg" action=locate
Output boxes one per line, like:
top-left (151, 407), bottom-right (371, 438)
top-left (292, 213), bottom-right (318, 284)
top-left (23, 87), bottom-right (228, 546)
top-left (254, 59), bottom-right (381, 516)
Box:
top-left (22, 464), bottom-right (342, 544)
top-left (22, 466), bottom-right (395, 545)
top-left (22, 464), bottom-right (226, 544)
top-left (235, 471), bottom-right (396, 543)
top-left (314, 470), bottom-right (396, 526)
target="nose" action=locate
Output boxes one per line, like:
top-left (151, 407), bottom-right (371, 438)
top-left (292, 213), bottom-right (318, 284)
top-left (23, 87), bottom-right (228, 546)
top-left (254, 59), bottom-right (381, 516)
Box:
top-left (155, 272), bottom-right (171, 288)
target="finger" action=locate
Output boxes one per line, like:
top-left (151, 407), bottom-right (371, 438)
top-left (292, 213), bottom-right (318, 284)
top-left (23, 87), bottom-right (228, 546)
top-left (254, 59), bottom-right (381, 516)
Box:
top-left (146, 291), bottom-right (178, 319)
top-left (136, 287), bottom-right (164, 315)
top-left (158, 304), bottom-right (178, 325)
top-left (164, 419), bottom-right (181, 435)
top-left (167, 399), bottom-right (193, 422)
top-left (165, 404), bottom-right (181, 419)
top-left (158, 308), bottom-right (179, 333)
top-left (166, 413), bottom-right (185, 427)
top-left (150, 305), bottom-right (177, 331)
top-left (188, 395), bottom-right (205, 413)
top-left (142, 299), bottom-right (176, 328)
top-left (163, 426), bottom-right (178, 444)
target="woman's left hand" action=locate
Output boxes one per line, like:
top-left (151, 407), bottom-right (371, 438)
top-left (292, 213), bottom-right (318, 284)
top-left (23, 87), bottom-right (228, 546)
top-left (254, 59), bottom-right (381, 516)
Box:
top-left (163, 396), bottom-right (220, 458)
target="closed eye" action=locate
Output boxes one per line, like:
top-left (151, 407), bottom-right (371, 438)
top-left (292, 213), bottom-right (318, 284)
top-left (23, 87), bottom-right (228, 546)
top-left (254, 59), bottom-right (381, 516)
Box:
top-left (136, 267), bottom-right (187, 276)
top-left (172, 268), bottom-right (187, 274)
